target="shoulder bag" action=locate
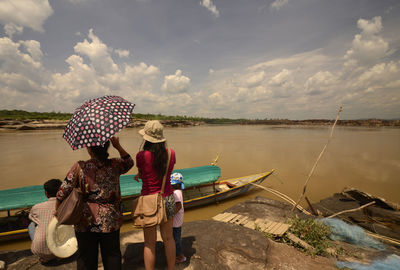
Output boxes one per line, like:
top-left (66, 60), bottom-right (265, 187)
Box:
top-left (132, 149), bottom-right (171, 228)
top-left (56, 161), bottom-right (85, 225)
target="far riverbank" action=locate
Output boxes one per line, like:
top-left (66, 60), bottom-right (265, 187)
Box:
top-left (1, 118), bottom-right (399, 131)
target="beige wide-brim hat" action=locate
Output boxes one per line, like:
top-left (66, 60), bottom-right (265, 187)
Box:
top-left (139, 120), bottom-right (166, 143)
top-left (46, 217), bottom-right (78, 258)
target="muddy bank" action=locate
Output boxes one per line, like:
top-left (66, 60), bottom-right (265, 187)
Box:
top-left (0, 119), bottom-right (203, 131)
top-left (1, 118), bottom-right (399, 131)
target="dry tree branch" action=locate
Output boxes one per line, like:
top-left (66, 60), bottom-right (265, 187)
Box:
top-left (291, 106), bottom-right (343, 212)
top-left (250, 183), bottom-right (312, 215)
top-left (325, 201), bottom-right (375, 219)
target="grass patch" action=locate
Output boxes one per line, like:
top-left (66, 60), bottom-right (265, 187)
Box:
top-left (257, 217), bottom-right (332, 256)
top-left (287, 217), bottom-right (331, 256)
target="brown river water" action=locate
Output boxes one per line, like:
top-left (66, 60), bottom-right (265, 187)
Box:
top-left (1, 125), bottom-right (399, 250)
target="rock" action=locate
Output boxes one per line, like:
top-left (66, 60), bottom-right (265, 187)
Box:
top-left (0, 260), bottom-right (5, 270)
top-left (226, 196), bottom-right (311, 222)
top-left (122, 220), bottom-right (270, 269)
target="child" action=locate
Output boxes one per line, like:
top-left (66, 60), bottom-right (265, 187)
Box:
top-left (29, 179), bottom-right (62, 263)
top-left (170, 172), bottom-right (186, 263)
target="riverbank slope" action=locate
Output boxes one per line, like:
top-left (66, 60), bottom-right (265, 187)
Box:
top-left (2, 195), bottom-right (399, 269)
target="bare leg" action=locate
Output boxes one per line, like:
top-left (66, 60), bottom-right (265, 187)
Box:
top-left (143, 226), bottom-right (157, 270)
top-left (160, 219), bottom-right (176, 270)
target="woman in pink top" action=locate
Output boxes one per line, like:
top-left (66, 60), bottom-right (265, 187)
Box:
top-left (134, 120), bottom-right (176, 270)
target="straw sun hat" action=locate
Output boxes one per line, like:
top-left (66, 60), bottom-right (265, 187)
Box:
top-left (139, 120), bottom-right (166, 143)
top-left (46, 217), bottom-right (78, 258)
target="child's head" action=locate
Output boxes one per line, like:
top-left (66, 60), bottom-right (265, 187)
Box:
top-left (44, 179), bottom-right (62, 197)
top-left (170, 173), bottom-right (184, 190)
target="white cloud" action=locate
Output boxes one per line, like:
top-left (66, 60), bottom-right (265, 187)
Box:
top-left (305, 71), bottom-right (337, 96)
top-left (115, 49), bottom-right (130, 58)
top-left (4, 23), bottom-right (23, 38)
top-left (0, 30), bottom-right (163, 113)
top-left (0, 13), bottom-right (398, 119)
top-left (74, 29), bottom-right (118, 75)
top-left (344, 16), bottom-right (389, 68)
top-left (0, 37), bottom-right (43, 76)
top-left (0, 0), bottom-right (53, 33)
top-left (270, 0), bottom-right (289, 11)
top-left (243, 71), bottom-right (265, 88)
top-left (200, 0), bottom-right (220, 18)
top-left (161, 70), bottom-right (191, 93)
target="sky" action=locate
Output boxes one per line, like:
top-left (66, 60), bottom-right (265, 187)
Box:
top-left (0, 0), bottom-right (399, 120)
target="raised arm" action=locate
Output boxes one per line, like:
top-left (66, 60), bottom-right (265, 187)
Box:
top-left (110, 136), bottom-right (129, 157)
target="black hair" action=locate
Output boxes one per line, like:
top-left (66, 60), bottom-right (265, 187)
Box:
top-left (89, 141), bottom-right (110, 162)
top-left (44, 179), bottom-right (62, 197)
top-left (143, 140), bottom-right (167, 180)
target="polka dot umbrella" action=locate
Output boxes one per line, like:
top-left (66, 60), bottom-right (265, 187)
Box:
top-left (63, 95), bottom-right (135, 150)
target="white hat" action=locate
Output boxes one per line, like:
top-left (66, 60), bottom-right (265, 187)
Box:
top-left (139, 120), bottom-right (166, 143)
top-left (46, 217), bottom-right (78, 258)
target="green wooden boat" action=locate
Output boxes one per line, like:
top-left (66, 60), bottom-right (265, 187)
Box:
top-left (0, 165), bottom-right (221, 240)
top-left (0, 166), bottom-right (274, 241)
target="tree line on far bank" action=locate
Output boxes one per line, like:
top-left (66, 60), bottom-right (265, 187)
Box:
top-left (0, 109), bottom-right (399, 126)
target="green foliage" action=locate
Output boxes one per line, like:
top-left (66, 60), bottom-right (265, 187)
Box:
top-left (257, 217), bottom-right (332, 257)
top-left (132, 113), bottom-right (243, 124)
top-left (287, 217), bottom-right (331, 256)
top-left (0, 110), bottom-right (72, 120)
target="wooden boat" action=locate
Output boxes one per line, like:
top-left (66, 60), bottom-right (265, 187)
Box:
top-left (181, 170), bottom-right (274, 209)
top-left (0, 166), bottom-right (274, 241)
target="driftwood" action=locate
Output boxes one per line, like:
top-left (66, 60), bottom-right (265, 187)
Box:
top-left (250, 183), bottom-right (311, 215)
top-left (326, 201), bottom-right (375, 219)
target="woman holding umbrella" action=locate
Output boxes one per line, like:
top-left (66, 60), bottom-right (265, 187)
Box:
top-left (135, 120), bottom-right (176, 270)
top-left (57, 96), bottom-right (135, 270)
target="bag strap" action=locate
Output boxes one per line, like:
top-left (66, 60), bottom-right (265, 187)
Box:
top-left (160, 149), bottom-right (171, 195)
top-left (75, 161), bottom-right (84, 193)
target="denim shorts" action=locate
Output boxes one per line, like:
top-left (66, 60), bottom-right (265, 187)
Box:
top-left (163, 194), bottom-right (176, 219)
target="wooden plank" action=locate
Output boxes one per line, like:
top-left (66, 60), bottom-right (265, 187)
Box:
top-left (221, 213), bottom-right (238, 223)
top-left (235, 215), bottom-right (248, 225)
top-left (243, 221), bottom-right (255, 229)
top-left (266, 222), bottom-right (281, 234)
top-left (254, 219), bottom-right (267, 231)
top-left (229, 214), bottom-right (242, 224)
top-left (212, 212), bottom-right (230, 221)
top-left (269, 222), bottom-right (285, 235)
top-left (274, 223), bottom-right (291, 236)
top-left (286, 232), bottom-right (315, 252)
top-left (263, 221), bottom-right (277, 232)
top-left (239, 217), bottom-right (249, 225)
top-left (272, 223), bottom-right (287, 235)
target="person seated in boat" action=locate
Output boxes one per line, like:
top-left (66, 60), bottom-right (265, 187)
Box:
top-left (28, 178), bottom-right (62, 263)
top-left (171, 172), bottom-right (187, 264)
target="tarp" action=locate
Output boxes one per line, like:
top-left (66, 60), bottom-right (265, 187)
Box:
top-left (336, 254), bottom-right (400, 270)
top-left (0, 165), bottom-right (221, 211)
top-left (321, 218), bottom-right (385, 251)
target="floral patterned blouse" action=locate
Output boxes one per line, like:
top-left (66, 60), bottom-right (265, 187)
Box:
top-left (57, 155), bottom-right (133, 233)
